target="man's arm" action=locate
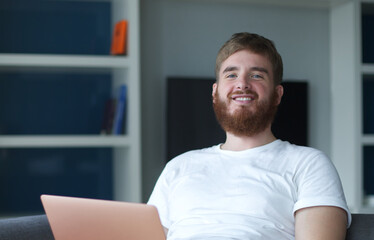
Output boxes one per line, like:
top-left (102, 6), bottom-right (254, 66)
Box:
top-left (295, 206), bottom-right (348, 240)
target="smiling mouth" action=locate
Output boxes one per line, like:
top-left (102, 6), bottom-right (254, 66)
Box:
top-left (234, 96), bottom-right (253, 101)
top-left (231, 93), bottom-right (257, 103)
top-left (229, 91), bottom-right (258, 104)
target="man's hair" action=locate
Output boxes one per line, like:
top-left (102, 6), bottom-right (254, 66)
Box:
top-left (215, 32), bottom-right (283, 86)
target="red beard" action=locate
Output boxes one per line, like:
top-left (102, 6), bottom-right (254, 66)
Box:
top-left (213, 89), bottom-right (279, 137)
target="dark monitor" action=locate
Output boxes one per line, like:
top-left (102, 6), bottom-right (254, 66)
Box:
top-left (166, 77), bottom-right (308, 161)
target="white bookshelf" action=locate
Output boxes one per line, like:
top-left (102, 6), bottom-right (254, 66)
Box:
top-left (0, 54), bottom-right (130, 69)
top-left (362, 64), bottom-right (374, 74)
top-left (0, 135), bottom-right (132, 148)
top-left (331, 0), bottom-right (374, 213)
top-left (0, 0), bottom-right (141, 213)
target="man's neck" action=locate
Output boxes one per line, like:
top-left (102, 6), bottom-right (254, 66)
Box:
top-left (220, 128), bottom-right (277, 151)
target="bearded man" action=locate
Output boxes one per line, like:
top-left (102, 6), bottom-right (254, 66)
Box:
top-left (148, 32), bottom-right (351, 240)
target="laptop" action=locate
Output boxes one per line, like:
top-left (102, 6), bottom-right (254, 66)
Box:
top-left (41, 194), bottom-right (166, 240)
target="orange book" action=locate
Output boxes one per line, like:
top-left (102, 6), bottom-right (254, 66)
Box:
top-left (111, 20), bottom-right (128, 55)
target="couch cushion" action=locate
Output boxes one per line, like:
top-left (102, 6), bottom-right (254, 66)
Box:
top-left (0, 214), bottom-right (54, 240)
top-left (346, 214), bottom-right (374, 240)
top-left (0, 213), bottom-right (373, 240)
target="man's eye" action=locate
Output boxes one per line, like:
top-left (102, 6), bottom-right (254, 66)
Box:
top-left (227, 74), bottom-right (237, 78)
top-left (251, 74), bottom-right (263, 79)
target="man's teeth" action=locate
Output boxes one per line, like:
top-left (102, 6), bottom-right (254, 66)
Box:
top-left (236, 97), bottom-right (252, 101)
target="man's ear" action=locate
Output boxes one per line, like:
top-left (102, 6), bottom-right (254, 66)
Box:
top-left (212, 83), bottom-right (217, 103)
top-left (275, 84), bottom-right (284, 106)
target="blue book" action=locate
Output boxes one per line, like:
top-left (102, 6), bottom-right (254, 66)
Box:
top-left (112, 85), bottom-right (127, 135)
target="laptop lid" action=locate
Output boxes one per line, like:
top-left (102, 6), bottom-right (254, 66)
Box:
top-left (41, 194), bottom-right (166, 240)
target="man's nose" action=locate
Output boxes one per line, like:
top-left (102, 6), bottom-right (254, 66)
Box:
top-left (236, 76), bottom-right (251, 90)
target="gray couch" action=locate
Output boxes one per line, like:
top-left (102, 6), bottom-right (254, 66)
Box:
top-left (0, 214), bottom-right (373, 239)
top-left (0, 215), bottom-right (53, 240)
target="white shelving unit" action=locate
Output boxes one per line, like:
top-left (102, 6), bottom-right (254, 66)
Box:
top-left (0, 54), bottom-right (130, 68)
top-left (331, 0), bottom-right (374, 213)
top-left (0, 0), bottom-right (141, 207)
top-left (0, 135), bottom-right (132, 148)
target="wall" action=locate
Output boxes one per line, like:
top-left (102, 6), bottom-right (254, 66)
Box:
top-left (141, 0), bottom-right (331, 201)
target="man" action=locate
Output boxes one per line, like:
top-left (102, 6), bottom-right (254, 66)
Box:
top-left (148, 32), bottom-right (351, 240)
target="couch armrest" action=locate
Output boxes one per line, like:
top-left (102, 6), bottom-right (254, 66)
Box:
top-left (346, 214), bottom-right (374, 240)
top-left (0, 214), bottom-right (54, 240)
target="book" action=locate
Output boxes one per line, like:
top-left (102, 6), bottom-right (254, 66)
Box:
top-left (100, 99), bottom-right (116, 135)
top-left (112, 85), bottom-right (127, 135)
top-left (110, 20), bottom-right (128, 55)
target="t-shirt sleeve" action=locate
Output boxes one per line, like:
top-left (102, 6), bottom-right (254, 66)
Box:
top-left (292, 151), bottom-right (352, 227)
top-left (147, 164), bottom-right (173, 229)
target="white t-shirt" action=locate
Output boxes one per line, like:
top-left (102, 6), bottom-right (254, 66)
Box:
top-left (148, 140), bottom-right (351, 240)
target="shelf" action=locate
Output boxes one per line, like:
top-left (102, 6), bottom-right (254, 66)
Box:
top-left (173, 0), bottom-right (348, 8)
top-left (359, 205), bottom-right (374, 213)
top-left (0, 135), bottom-right (131, 148)
top-left (0, 54), bottom-right (129, 69)
top-left (362, 135), bottom-right (374, 145)
top-left (0, 0), bottom-right (141, 210)
top-left (362, 64), bottom-right (374, 74)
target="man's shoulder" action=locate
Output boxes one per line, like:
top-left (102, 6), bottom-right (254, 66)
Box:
top-left (272, 140), bottom-right (329, 168)
top-left (276, 140), bottom-right (325, 156)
